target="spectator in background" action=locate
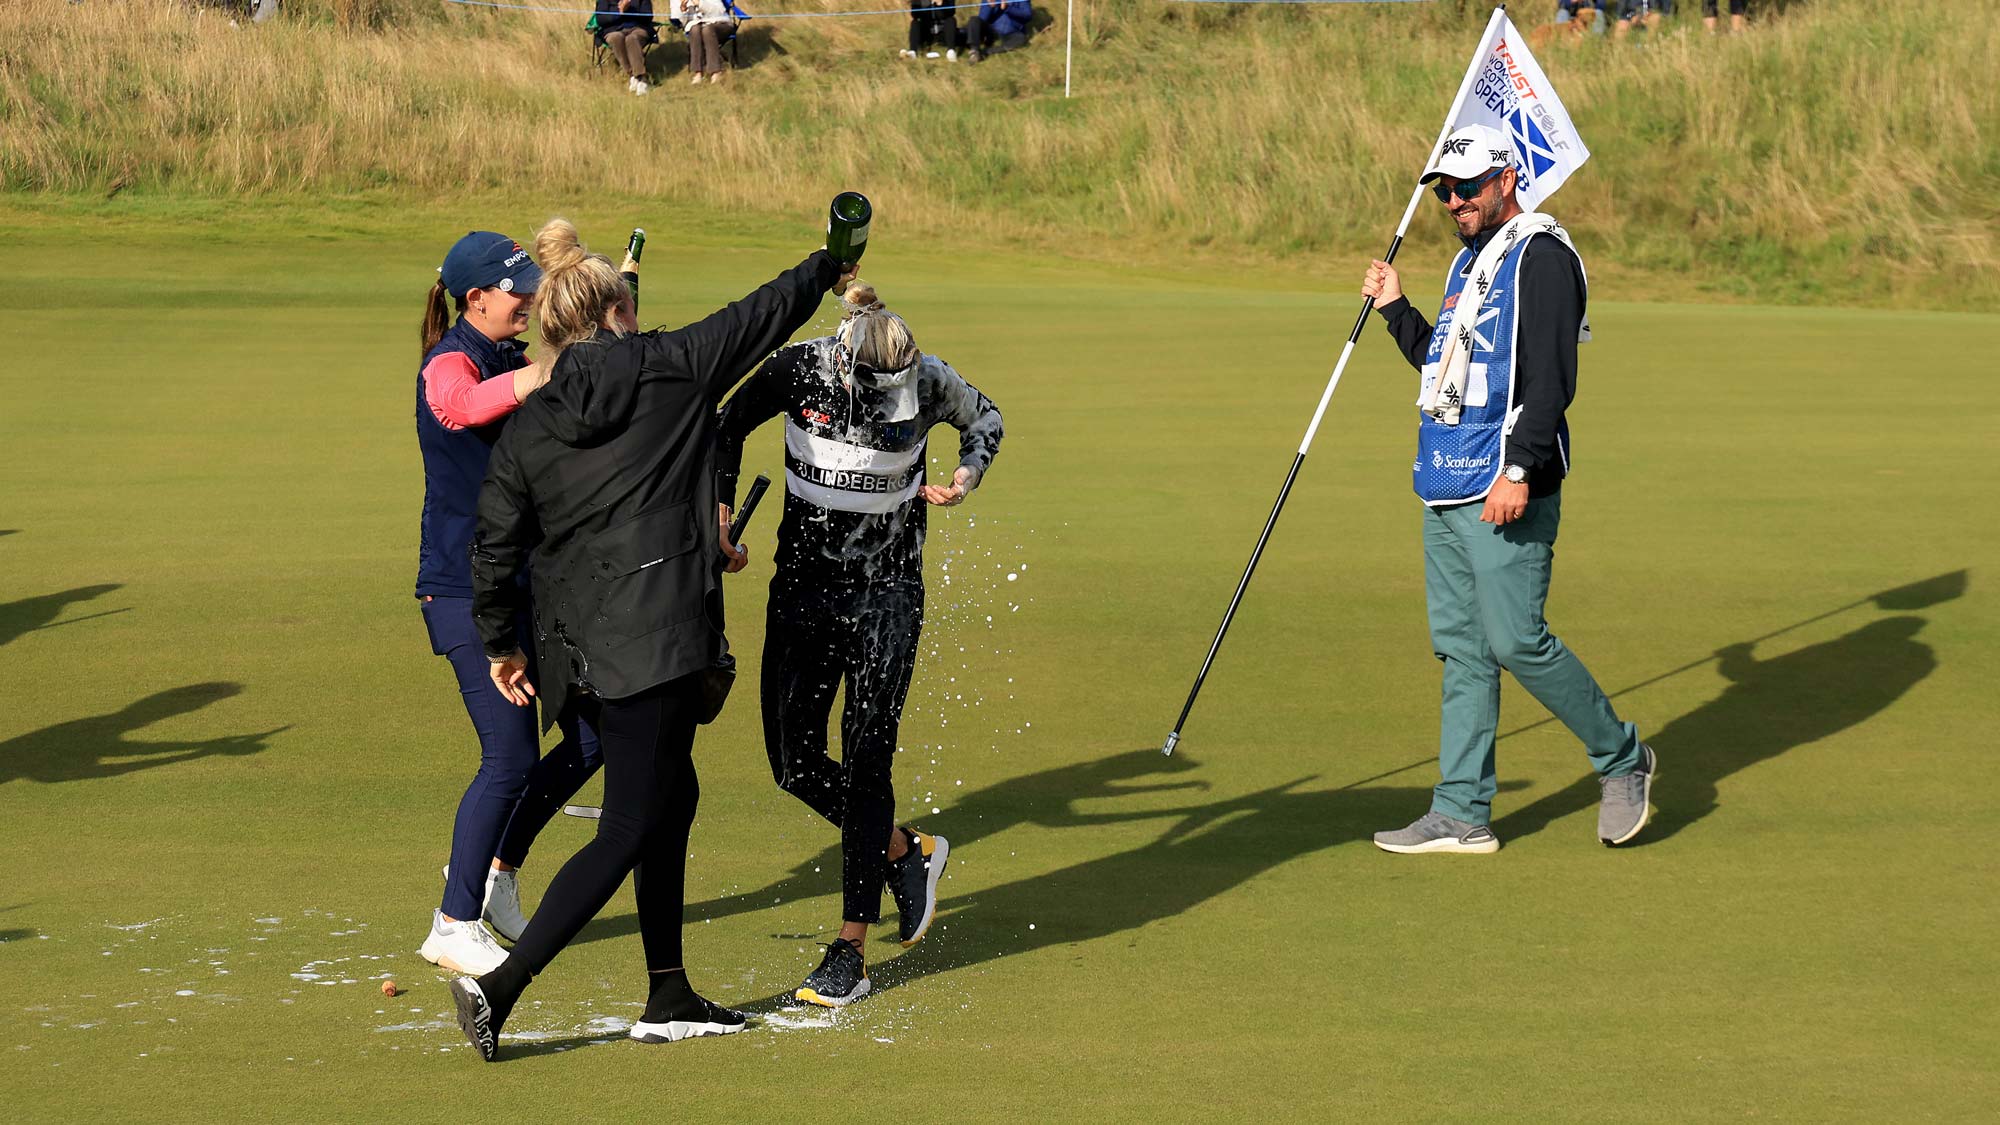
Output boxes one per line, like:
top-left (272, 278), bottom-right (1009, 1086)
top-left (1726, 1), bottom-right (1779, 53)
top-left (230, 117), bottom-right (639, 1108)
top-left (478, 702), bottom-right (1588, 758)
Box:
top-left (675, 0), bottom-right (739, 85)
top-left (1615, 0), bottom-right (1670, 37)
top-left (961, 0), bottom-right (1032, 62)
top-left (903, 0), bottom-right (959, 61)
top-left (1554, 0), bottom-right (1607, 39)
top-left (1703, 0), bottom-right (1746, 33)
top-left (598, 0), bottom-right (659, 96)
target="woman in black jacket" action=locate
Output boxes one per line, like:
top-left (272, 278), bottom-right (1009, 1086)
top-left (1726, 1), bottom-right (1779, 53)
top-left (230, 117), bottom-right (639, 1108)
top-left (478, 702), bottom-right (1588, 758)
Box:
top-left (449, 223), bottom-right (851, 1061)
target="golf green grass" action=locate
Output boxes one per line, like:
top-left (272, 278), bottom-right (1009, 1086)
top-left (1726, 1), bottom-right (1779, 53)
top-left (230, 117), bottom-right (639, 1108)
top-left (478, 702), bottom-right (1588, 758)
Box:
top-left (1, 197), bottom-right (1995, 1120)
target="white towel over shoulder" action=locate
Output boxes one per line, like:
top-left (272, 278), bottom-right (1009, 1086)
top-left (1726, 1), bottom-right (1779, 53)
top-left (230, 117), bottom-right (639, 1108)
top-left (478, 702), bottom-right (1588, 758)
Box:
top-left (1417, 212), bottom-right (1590, 426)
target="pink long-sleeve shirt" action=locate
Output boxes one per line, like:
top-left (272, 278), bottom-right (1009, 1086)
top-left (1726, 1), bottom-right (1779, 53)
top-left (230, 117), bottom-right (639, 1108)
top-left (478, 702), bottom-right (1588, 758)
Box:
top-left (423, 350), bottom-right (525, 430)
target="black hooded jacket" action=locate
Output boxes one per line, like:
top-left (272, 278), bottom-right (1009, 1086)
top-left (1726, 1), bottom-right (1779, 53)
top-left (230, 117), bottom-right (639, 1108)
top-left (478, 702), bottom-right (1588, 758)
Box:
top-left (471, 250), bottom-right (841, 726)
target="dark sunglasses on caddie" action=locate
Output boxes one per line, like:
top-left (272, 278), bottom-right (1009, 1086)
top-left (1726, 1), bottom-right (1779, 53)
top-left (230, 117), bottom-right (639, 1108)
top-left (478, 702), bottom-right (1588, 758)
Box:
top-left (1432, 166), bottom-right (1505, 204)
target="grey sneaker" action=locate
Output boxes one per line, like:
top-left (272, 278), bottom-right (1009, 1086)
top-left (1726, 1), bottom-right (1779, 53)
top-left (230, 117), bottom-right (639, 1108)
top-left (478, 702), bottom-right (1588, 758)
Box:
top-left (1598, 742), bottom-right (1657, 846)
top-left (1373, 811), bottom-right (1500, 855)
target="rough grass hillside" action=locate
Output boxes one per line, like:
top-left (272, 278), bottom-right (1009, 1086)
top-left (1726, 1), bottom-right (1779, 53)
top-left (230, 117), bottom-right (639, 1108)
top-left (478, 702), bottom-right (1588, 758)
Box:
top-left (2, 0), bottom-right (1994, 307)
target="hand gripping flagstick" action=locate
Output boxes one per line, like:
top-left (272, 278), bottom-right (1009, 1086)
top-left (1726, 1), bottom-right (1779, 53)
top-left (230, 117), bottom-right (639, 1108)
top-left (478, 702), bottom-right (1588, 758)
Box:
top-left (1162, 8), bottom-right (1510, 756)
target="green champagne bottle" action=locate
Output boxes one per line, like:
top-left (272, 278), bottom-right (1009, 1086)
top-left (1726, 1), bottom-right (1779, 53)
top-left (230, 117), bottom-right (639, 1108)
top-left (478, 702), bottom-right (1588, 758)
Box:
top-left (619, 227), bottom-right (645, 304)
top-left (825, 192), bottom-right (871, 270)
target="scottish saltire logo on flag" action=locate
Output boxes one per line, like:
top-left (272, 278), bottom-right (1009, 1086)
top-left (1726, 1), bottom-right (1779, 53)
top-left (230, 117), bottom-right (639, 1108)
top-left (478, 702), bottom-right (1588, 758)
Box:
top-left (1456, 13), bottom-right (1589, 209)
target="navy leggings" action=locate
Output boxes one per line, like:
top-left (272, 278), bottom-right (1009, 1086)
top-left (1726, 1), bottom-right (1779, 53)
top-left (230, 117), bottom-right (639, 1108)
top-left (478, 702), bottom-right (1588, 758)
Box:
top-left (422, 595), bottom-right (602, 921)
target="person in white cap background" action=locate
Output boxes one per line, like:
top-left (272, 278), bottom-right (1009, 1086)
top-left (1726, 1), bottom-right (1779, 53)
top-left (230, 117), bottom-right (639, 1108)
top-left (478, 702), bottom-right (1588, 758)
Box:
top-left (1359, 123), bottom-right (1656, 854)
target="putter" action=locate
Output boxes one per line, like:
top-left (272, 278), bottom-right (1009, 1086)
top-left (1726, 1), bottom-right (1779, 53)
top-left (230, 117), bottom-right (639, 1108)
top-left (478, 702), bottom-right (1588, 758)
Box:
top-left (563, 475), bottom-right (776, 821)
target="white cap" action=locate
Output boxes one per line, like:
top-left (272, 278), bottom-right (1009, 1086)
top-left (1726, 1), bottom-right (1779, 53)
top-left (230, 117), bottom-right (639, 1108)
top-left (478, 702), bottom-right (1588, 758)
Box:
top-left (1420, 124), bottom-right (1514, 185)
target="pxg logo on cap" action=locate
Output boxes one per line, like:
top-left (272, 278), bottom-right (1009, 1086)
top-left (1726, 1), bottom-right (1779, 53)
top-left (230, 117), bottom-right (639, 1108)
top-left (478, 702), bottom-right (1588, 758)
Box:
top-left (1422, 125), bottom-right (1514, 186)
top-left (439, 231), bottom-right (543, 299)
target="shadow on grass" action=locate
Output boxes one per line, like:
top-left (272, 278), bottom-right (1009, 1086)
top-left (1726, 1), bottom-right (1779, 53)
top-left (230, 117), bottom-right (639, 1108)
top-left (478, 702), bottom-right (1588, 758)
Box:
top-left (0, 929), bottom-right (33, 944)
top-left (707, 751), bottom-right (1505, 1008)
top-left (0, 682), bottom-right (287, 786)
top-left (572, 748), bottom-right (1227, 949)
top-left (496, 1030), bottom-right (632, 1059)
top-left (1491, 570), bottom-right (1967, 844)
top-left (0, 583), bottom-right (126, 648)
top-left (1494, 614), bottom-right (1940, 846)
top-left (561, 571), bottom-right (1964, 1001)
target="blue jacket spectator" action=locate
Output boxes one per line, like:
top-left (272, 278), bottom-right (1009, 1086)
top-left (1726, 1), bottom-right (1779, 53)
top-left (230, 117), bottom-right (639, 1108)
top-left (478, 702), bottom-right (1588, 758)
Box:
top-left (982, 0), bottom-right (1032, 38)
top-left (963, 0), bottom-right (1031, 60)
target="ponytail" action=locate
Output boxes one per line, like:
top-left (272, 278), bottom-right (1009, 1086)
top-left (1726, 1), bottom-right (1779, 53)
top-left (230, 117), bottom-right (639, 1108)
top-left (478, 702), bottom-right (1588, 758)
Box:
top-left (420, 279), bottom-right (465, 361)
top-left (533, 217), bottom-right (630, 368)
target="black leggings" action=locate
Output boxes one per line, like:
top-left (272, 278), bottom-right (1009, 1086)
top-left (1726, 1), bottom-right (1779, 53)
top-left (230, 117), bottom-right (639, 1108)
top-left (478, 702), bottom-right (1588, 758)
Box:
top-left (762, 581), bottom-right (923, 924)
top-left (909, 7), bottom-right (956, 51)
top-left (505, 676), bottom-right (703, 979)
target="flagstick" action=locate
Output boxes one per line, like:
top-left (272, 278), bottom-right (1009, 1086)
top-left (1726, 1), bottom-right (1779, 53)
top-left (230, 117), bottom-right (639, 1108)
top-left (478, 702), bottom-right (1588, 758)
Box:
top-left (1064, 0), bottom-right (1074, 98)
top-left (1162, 8), bottom-right (1509, 756)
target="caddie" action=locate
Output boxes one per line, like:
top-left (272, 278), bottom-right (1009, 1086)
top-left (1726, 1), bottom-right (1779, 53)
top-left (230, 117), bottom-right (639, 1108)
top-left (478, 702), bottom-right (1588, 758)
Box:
top-left (1360, 123), bottom-right (1655, 853)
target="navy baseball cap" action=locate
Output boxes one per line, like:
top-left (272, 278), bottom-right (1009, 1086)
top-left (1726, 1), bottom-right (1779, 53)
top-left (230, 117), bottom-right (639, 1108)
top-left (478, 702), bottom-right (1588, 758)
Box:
top-left (439, 231), bottom-right (542, 298)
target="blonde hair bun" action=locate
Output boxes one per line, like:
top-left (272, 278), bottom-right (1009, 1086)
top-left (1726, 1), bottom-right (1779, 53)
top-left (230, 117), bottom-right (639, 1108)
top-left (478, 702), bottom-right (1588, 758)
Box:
top-left (530, 217), bottom-right (629, 357)
top-left (840, 281), bottom-right (883, 316)
top-left (534, 217), bottom-right (587, 274)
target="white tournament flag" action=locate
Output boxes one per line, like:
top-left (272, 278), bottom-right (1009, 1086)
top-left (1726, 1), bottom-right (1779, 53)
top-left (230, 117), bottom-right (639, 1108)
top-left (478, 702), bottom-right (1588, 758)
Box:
top-left (1446, 11), bottom-right (1591, 210)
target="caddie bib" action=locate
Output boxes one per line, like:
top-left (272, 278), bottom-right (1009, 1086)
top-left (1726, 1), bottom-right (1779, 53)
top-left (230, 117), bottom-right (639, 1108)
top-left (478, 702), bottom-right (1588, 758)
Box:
top-left (1412, 233), bottom-right (1574, 505)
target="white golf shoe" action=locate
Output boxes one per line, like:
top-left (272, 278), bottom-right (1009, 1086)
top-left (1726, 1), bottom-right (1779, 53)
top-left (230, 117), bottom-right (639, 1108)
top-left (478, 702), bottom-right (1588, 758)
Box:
top-left (482, 869), bottom-right (528, 943)
top-left (441, 864), bottom-right (528, 943)
top-left (419, 910), bottom-right (509, 975)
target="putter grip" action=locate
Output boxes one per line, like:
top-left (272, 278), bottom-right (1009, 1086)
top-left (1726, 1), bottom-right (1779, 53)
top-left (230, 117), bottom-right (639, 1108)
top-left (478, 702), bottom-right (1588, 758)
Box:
top-left (728, 474), bottom-right (772, 546)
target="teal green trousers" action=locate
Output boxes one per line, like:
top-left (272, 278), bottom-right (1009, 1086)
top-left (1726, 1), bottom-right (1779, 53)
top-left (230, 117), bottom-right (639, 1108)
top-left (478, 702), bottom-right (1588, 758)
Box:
top-left (1422, 491), bottom-right (1640, 825)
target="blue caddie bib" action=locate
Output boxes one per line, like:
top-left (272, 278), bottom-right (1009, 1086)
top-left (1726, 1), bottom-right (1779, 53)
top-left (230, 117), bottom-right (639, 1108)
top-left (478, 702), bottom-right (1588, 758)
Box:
top-left (1412, 234), bottom-right (1571, 505)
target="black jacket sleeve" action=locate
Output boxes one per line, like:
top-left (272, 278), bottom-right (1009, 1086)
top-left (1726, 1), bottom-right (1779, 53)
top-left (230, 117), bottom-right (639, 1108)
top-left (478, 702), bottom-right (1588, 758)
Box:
top-left (1506, 236), bottom-right (1586, 477)
top-left (661, 250), bottom-right (840, 408)
top-left (469, 428), bottom-right (539, 659)
top-left (714, 346), bottom-right (799, 507)
top-left (1373, 296), bottom-right (1433, 372)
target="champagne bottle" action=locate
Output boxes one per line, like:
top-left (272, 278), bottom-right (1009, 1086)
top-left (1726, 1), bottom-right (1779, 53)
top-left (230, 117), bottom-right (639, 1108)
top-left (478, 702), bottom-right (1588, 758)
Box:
top-left (825, 192), bottom-right (871, 277)
top-left (619, 227), bottom-right (645, 303)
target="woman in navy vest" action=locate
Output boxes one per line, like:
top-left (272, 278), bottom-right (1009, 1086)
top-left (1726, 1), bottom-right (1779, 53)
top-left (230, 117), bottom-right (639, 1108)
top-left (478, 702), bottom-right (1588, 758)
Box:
top-left (414, 231), bottom-right (602, 977)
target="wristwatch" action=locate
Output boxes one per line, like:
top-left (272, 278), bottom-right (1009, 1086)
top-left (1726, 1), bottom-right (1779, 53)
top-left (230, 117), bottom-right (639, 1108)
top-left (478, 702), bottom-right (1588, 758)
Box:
top-left (1502, 463), bottom-right (1530, 485)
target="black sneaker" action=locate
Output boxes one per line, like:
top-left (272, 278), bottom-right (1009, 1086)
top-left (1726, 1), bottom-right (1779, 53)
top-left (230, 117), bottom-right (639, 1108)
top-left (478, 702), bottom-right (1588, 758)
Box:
top-left (887, 829), bottom-right (949, 946)
top-left (451, 976), bottom-right (500, 1062)
top-left (629, 996), bottom-right (748, 1044)
top-left (794, 938), bottom-right (870, 1008)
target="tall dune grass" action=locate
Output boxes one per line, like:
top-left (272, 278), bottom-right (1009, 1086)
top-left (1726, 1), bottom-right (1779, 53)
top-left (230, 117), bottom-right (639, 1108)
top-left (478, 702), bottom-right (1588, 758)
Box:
top-left (1, 0), bottom-right (1993, 306)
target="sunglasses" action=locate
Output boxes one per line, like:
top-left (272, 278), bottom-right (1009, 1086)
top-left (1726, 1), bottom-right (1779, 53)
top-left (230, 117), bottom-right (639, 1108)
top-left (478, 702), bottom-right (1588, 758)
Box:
top-left (1431, 166), bottom-right (1505, 204)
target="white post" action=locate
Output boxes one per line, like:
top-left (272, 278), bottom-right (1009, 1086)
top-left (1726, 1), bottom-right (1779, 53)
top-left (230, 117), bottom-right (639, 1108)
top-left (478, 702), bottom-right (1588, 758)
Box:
top-left (1064, 0), bottom-right (1074, 98)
